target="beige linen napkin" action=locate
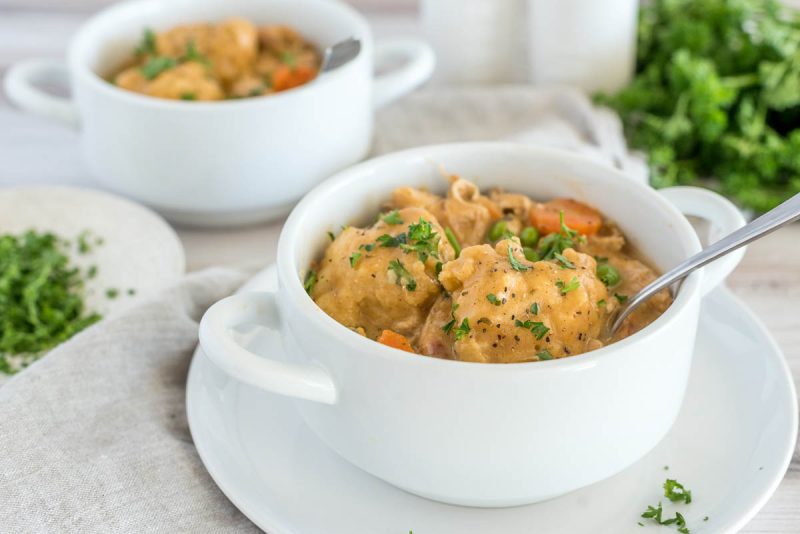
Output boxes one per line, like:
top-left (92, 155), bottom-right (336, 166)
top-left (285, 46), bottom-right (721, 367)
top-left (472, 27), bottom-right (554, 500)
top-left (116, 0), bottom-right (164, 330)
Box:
top-left (0, 87), bottom-right (639, 532)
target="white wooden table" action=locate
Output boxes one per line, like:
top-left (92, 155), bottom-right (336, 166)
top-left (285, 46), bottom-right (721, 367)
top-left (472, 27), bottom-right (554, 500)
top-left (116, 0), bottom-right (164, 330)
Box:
top-left (1, 5), bottom-right (798, 532)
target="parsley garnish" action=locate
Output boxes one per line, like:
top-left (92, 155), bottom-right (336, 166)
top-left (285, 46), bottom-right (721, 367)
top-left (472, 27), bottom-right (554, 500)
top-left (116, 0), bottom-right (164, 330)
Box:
top-left (180, 92), bottom-right (196, 101)
top-left (381, 210), bottom-right (403, 225)
top-left (530, 302), bottom-right (539, 314)
top-left (553, 252), bottom-right (576, 269)
top-left (303, 270), bottom-right (317, 294)
top-left (614, 293), bottom-right (628, 304)
top-left (507, 246), bottom-right (530, 271)
top-left (537, 349), bottom-right (553, 360)
top-left (359, 243), bottom-right (374, 252)
top-left (280, 51), bottom-right (297, 66)
top-left (0, 231), bottom-right (102, 374)
top-left (556, 277), bottom-right (580, 295)
top-left (106, 288), bottom-right (119, 299)
top-left (377, 233), bottom-right (407, 248)
top-left (183, 40), bottom-right (211, 66)
top-left (537, 211), bottom-right (579, 260)
top-left (453, 318), bottom-right (471, 341)
top-left (515, 320), bottom-right (549, 339)
top-left (444, 227), bottom-right (461, 258)
top-left (442, 303), bottom-right (459, 334)
top-left (487, 293), bottom-right (501, 306)
top-left (640, 479), bottom-right (694, 533)
top-left (388, 259), bottom-right (416, 291)
top-left (134, 28), bottom-right (157, 56)
top-left (664, 479), bottom-right (692, 504)
top-left (349, 252), bottom-right (361, 268)
top-left (327, 231), bottom-right (335, 241)
top-left (597, 299), bottom-right (606, 307)
top-left (402, 218), bottom-right (441, 262)
top-left (140, 56), bottom-right (177, 80)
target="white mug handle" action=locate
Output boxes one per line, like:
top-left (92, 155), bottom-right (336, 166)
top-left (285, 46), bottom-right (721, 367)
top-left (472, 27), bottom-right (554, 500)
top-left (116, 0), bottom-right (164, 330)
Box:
top-left (4, 59), bottom-right (78, 128)
top-left (198, 291), bottom-right (337, 404)
top-left (659, 186), bottom-right (747, 295)
top-left (373, 39), bottom-right (435, 109)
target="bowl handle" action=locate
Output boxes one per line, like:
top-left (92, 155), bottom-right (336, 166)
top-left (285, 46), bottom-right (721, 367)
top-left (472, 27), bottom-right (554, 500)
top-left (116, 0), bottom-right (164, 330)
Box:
top-left (199, 291), bottom-right (337, 404)
top-left (372, 39), bottom-right (435, 109)
top-left (659, 186), bottom-right (747, 295)
top-left (4, 59), bottom-right (78, 128)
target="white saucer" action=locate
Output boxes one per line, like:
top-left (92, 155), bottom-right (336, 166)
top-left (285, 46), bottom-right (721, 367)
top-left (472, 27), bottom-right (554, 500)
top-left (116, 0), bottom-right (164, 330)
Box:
top-left (187, 265), bottom-right (797, 534)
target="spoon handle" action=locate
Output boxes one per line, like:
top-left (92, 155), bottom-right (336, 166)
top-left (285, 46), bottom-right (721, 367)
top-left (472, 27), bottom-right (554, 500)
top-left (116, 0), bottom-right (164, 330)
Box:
top-left (612, 192), bottom-right (800, 333)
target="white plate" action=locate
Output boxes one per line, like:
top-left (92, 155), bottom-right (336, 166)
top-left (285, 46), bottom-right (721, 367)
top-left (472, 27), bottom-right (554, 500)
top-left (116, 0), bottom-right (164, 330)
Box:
top-left (0, 186), bottom-right (185, 378)
top-left (187, 265), bottom-right (797, 534)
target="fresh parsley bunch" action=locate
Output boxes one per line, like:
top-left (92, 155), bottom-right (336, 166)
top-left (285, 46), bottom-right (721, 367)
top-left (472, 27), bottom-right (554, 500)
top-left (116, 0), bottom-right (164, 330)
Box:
top-left (597, 0), bottom-right (800, 212)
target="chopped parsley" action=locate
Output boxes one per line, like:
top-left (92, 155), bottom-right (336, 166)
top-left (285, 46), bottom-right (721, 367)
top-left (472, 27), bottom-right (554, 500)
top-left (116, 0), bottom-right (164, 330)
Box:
top-left (614, 293), bottom-right (629, 304)
top-left (349, 252), bottom-right (361, 268)
top-left (377, 233), bottom-right (407, 248)
top-left (134, 28), bottom-right (157, 56)
top-left (381, 210), bottom-right (403, 225)
top-left (453, 318), bottom-right (471, 341)
top-left (280, 51), bottom-right (297, 66)
top-left (388, 259), bottom-right (416, 291)
top-left (77, 230), bottom-right (93, 254)
top-left (537, 211), bottom-right (579, 259)
top-left (537, 349), bottom-right (553, 360)
top-left (444, 227), bottom-right (461, 258)
top-left (442, 302), bottom-right (459, 334)
top-left (530, 302), bottom-right (539, 314)
top-left (359, 243), bottom-right (375, 252)
top-left (180, 92), bottom-right (196, 101)
top-left (127, 288), bottom-right (136, 296)
top-left (486, 293), bottom-right (502, 306)
top-left (556, 277), bottom-right (580, 295)
top-left (664, 479), bottom-right (692, 504)
top-left (105, 288), bottom-right (119, 299)
top-left (507, 245), bottom-right (530, 271)
top-left (327, 231), bottom-right (335, 241)
top-left (183, 40), bottom-right (211, 66)
top-left (303, 270), bottom-right (317, 294)
top-left (553, 252), bottom-right (576, 269)
top-left (640, 479), bottom-right (694, 533)
top-left (402, 218), bottom-right (441, 262)
top-left (597, 262), bottom-right (621, 286)
top-left (597, 299), bottom-right (606, 307)
top-left (0, 231), bottom-right (102, 374)
top-left (140, 56), bottom-right (177, 80)
top-left (515, 320), bottom-right (549, 339)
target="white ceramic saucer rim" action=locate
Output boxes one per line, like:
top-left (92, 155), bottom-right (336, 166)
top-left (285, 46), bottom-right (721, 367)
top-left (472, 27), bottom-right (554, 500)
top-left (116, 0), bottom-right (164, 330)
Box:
top-left (187, 265), bottom-right (798, 534)
top-left (719, 288), bottom-right (798, 532)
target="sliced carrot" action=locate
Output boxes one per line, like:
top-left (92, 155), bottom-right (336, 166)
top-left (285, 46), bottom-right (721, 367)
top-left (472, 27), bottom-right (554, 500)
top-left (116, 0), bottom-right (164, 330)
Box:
top-left (272, 64), bottom-right (317, 92)
top-left (529, 198), bottom-right (603, 236)
top-left (377, 330), bottom-right (415, 353)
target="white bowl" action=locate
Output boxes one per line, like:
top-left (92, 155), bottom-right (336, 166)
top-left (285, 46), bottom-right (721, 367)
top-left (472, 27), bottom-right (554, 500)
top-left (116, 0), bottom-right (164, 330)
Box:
top-left (3, 0), bottom-right (434, 226)
top-left (199, 142), bottom-right (746, 507)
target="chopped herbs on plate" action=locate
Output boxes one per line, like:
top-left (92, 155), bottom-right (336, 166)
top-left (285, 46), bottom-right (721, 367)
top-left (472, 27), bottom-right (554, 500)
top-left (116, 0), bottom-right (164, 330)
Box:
top-left (0, 230), bottom-right (102, 374)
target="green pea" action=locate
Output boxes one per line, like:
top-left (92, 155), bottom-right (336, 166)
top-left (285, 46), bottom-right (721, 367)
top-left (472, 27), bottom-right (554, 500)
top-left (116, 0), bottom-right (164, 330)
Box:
top-left (597, 263), bottom-right (621, 287)
top-left (519, 226), bottom-right (540, 248)
top-left (523, 247), bottom-right (540, 262)
top-left (488, 219), bottom-right (508, 242)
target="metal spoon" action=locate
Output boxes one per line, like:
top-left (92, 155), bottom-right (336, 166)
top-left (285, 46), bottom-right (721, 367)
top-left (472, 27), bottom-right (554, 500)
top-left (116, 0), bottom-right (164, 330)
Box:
top-left (609, 192), bottom-right (800, 335)
top-left (320, 37), bottom-right (362, 72)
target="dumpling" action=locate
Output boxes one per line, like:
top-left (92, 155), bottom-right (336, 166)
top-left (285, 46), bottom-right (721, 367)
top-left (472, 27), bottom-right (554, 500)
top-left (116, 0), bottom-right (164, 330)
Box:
top-left (312, 207), bottom-right (455, 341)
top-left (425, 238), bottom-right (608, 362)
